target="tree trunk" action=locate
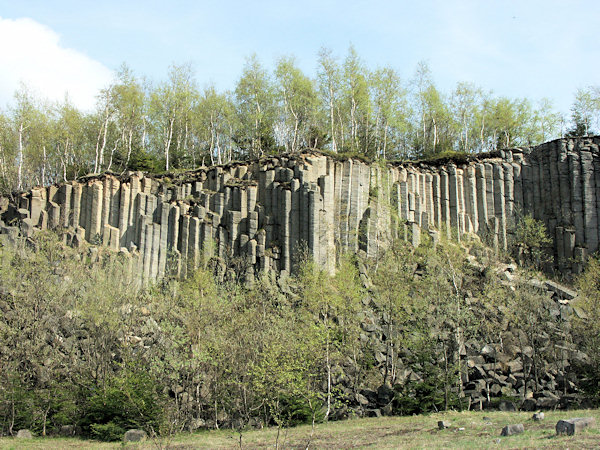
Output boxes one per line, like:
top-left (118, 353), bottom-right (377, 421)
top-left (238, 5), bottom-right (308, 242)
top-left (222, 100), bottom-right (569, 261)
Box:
top-left (17, 122), bottom-right (24, 190)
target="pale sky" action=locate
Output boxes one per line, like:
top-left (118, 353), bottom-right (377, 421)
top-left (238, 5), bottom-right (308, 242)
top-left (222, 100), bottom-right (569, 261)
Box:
top-left (0, 0), bottom-right (598, 114)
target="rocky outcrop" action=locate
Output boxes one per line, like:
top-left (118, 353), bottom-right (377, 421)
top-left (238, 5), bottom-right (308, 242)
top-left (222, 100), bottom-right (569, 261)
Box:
top-left (2, 137), bottom-right (600, 283)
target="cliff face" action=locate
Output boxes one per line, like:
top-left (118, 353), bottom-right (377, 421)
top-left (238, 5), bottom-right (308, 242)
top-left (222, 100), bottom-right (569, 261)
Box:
top-left (2, 136), bottom-right (600, 283)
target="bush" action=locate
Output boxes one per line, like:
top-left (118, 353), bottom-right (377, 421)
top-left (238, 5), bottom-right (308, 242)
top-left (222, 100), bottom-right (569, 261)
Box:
top-left (90, 422), bottom-right (125, 442)
top-left (79, 367), bottom-right (164, 441)
top-left (512, 214), bottom-right (552, 269)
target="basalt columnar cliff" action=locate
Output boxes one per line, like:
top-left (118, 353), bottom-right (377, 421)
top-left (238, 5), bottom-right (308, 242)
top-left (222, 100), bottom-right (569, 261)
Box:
top-left (2, 136), bottom-right (600, 283)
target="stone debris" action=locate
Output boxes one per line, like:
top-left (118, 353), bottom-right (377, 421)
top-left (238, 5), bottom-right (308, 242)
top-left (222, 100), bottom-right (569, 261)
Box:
top-left (123, 429), bottom-right (147, 442)
top-left (500, 423), bottom-right (524, 436)
top-left (16, 429), bottom-right (33, 438)
top-left (555, 417), bottom-right (596, 435)
top-left (532, 412), bottom-right (545, 421)
top-left (438, 420), bottom-right (451, 429)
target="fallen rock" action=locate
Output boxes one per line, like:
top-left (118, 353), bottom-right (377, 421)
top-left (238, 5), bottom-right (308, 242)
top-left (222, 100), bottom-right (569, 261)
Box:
top-left (532, 412), bottom-right (545, 421)
top-left (438, 420), bottom-right (451, 429)
top-left (481, 344), bottom-right (496, 358)
top-left (501, 423), bottom-right (524, 436)
top-left (555, 417), bottom-right (596, 435)
top-left (16, 429), bottom-right (33, 439)
top-left (123, 429), bottom-right (147, 442)
top-left (544, 280), bottom-right (577, 300)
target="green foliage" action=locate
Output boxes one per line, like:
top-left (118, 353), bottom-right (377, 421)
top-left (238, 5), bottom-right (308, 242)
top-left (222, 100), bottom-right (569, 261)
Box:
top-left (0, 47), bottom-right (580, 193)
top-left (573, 257), bottom-right (600, 403)
top-left (79, 367), bottom-right (164, 440)
top-left (512, 214), bottom-right (552, 269)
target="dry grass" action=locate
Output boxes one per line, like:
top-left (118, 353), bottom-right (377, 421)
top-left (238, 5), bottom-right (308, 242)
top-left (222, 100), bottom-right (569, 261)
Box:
top-left (1, 409), bottom-right (599, 449)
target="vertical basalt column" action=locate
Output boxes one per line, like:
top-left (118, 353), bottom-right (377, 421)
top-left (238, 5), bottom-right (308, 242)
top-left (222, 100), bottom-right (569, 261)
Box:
top-left (594, 146), bottom-right (600, 248)
top-left (425, 173), bottom-right (434, 229)
top-left (348, 162), bottom-right (362, 251)
top-left (71, 183), bottom-right (82, 229)
top-left (136, 192), bottom-right (148, 244)
top-left (564, 227), bottom-right (576, 263)
top-left (58, 184), bottom-right (72, 228)
top-left (282, 187), bottom-right (292, 273)
top-left (308, 188), bottom-right (321, 263)
top-left (400, 181), bottom-right (409, 222)
top-left (228, 210), bottom-right (241, 257)
top-left (322, 173), bottom-right (336, 272)
top-left (544, 143), bottom-right (555, 225)
top-left (476, 163), bottom-right (487, 237)
top-left (457, 167), bottom-right (466, 235)
top-left (247, 185), bottom-right (257, 214)
top-left (440, 169), bottom-right (451, 239)
top-left (333, 161), bottom-right (343, 248)
top-left (188, 217), bottom-right (201, 271)
top-left (150, 223), bottom-right (161, 281)
top-left (448, 166), bottom-right (459, 238)
top-left (290, 178), bottom-right (301, 257)
top-left (180, 215), bottom-right (190, 278)
top-left (127, 175), bottom-right (141, 249)
top-left (118, 183), bottom-right (130, 247)
top-left (548, 142), bottom-right (562, 227)
top-left (48, 202), bottom-right (60, 229)
top-left (80, 183), bottom-right (89, 235)
top-left (531, 155), bottom-right (542, 221)
top-left (158, 202), bottom-right (170, 278)
top-left (101, 178), bottom-right (111, 232)
top-left (89, 181), bottom-right (103, 242)
top-left (512, 162), bottom-right (523, 209)
top-left (492, 162), bottom-right (506, 249)
top-left (521, 160), bottom-right (534, 215)
top-left (580, 146), bottom-right (598, 252)
top-left (484, 163), bottom-right (495, 219)
top-left (339, 160), bottom-right (352, 253)
top-left (502, 162), bottom-right (514, 221)
top-left (264, 169), bottom-right (275, 212)
top-left (109, 179), bottom-right (121, 228)
top-left (432, 173), bottom-right (442, 229)
top-left (465, 166), bottom-right (478, 234)
top-left (555, 226), bottom-right (565, 270)
top-left (29, 189), bottom-right (45, 228)
top-left (142, 220), bottom-right (153, 284)
top-left (168, 204), bottom-right (180, 260)
top-left (568, 145), bottom-right (585, 245)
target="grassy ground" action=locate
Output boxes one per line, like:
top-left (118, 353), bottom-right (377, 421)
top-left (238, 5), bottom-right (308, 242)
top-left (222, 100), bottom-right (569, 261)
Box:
top-left (1, 409), bottom-right (599, 449)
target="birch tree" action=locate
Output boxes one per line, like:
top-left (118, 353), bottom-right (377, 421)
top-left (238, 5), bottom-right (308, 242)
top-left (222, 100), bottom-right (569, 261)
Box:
top-left (149, 64), bottom-right (198, 170)
top-left (317, 48), bottom-right (341, 153)
top-left (234, 55), bottom-right (276, 158)
top-left (274, 56), bottom-right (319, 153)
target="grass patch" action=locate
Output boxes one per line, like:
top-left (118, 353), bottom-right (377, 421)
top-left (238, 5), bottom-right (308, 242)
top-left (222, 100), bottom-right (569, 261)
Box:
top-left (2, 409), bottom-right (599, 449)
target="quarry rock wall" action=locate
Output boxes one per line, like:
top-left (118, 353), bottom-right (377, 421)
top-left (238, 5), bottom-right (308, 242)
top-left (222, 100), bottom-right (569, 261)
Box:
top-left (3, 136), bottom-right (600, 283)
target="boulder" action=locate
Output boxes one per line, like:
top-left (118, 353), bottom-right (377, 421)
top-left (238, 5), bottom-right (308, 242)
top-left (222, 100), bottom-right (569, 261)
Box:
top-left (438, 420), bottom-right (451, 429)
top-left (532, 412), bottom-right (545, 421)
top-left (500, 423), bottom-right (524, 436)
top-left (544, 280), bottom-right (577, 300)
top-left (555, 417), bottom-right (595, 435)
top-left (481, 344), bottom-right (496, 359)
top-left (16, 429), bottom-right (33, 439)
top-left (123, 429), bottom-right (147, 442)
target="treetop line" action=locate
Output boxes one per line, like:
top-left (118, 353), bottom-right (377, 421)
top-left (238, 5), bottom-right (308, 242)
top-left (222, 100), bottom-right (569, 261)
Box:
top-left (1, 48), bottom-right (599, 194)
